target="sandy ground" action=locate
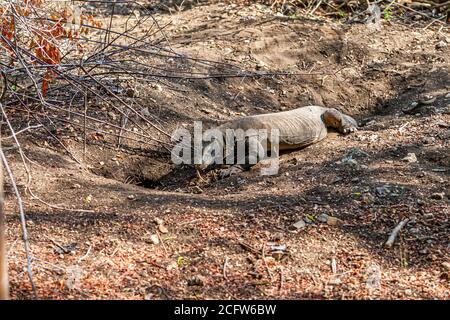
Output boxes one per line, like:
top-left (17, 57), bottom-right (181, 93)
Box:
top-left (2, 2), bottom-right (449, 299)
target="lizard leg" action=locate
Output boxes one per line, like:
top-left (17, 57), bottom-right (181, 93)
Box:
top-left (217, 136), bottom-right (258, 179)
top-left (218, 165), bottom-right (245, 179)
top-left (341, 114), bottom-right (358, 134)
top-left (323, 109), bottom-right (358, 134)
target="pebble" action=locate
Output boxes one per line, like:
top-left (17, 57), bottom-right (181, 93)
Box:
top-left (436, 120), bottom-right (450, 128)
top-left (430, 192), bottom-right (444, 200)
top-left (419, 94), bottom-right (436, 105)
top-left (375, 185), bottom-right (390, 197)
top-left (141, 107), bottom-right (151, 117)
top-left (422, 137), bottom-right (435, 145)
top-left (341, 156), bottom-right (358, 166)
top-left (107, 111), bottom-right (116, 120)
top-left (442, 262), bottom-right (450, 271)
top-left (317, 214), bottom-right (329, 223)
top-left (149, 234), bottom-right (159, 245)
top-left (436, 41), bottom-right (447, 49)
top-left (272, 251), bottom-right (284, 261)
top-left (346, 148), bottom-right (369, 159)
top-left (327, 217), bottom-right (343, 226)
top-left (187, 275), bottom-right (206, 286)
top-left (365, 120), bottom-right (376, 126)
top-left (192, 186), bottom-right (203, 194)
top-left (402, 153), bottom-right (417, 163)
top-left (442, 104), bottom-right (450, 114)
top-left (328, 278), bottom-right (342, 286)
top-left (292, 219), bottom-right (306, 230)
top-left (126, 88), bottom-right (136, 97)
top-left (158, 224), bottom-right (169, 234)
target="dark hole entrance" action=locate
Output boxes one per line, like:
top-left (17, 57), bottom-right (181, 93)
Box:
top-left (133, 176), bottom-right (163, 189)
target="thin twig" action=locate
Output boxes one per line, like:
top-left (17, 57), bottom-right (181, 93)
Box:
top-left (261, 243), bottom-right (273, 281)
top-left (0, 136), bottom-right (37, 298)
top-left (223, 256), bottom-right (229, 280)
top-left (385, 218), bottom-right (409, 248)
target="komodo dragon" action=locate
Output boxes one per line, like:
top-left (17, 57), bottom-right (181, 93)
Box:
top-left (201, 105), bottom-right (358, 178)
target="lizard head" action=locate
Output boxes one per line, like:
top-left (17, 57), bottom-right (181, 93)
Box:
top-left (323, 108), bottom-right (358, 134)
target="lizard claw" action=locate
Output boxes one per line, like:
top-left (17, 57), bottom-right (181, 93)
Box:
top-left (218, 165), bottom-right (244, 179)
top-left (342, 127), bottom-right (358, 134)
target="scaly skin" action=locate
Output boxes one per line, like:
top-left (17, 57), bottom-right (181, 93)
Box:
top-left (202, 105), bottom-right (358, 176)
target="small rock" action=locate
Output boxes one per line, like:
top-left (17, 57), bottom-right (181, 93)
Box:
top-left (404, 289), bottom-right (412, 296)
top-left (126, 88), bottom-right (136, 97)
top-left (149, 234), bottom-right (159, 245)
top-left (418, 94), bottom-right (436, 105)
top-left (84, 194), bottom-right (93, 204)
top-left (442, 104), bottom-right (450, 114)
top-left (442, 262), bottom-right (450, 271)
top-left (256, 60), bottom-right (267, 70)
top-left (375, 186), bottom-right (390, 197)
top-left (166, 261), bottom-right (178, 271)
top-left (192, 186), bottom-right (203, 194)
top-left (187, 275), bottom-right (205, 286)
top-left (328, 278), bottom-right (341, 286)
top-left (436, 120), bottom-right (450, 128)
top-left (127, 195), bottom-right (135, 200)
top-left (332, 176), bottom-right (343, 184)
top-left (346, 148), bottom-right (369, 159)
top-left (445, 92), bottom-right (450, 99)
top-left (107, 111), bottom-right (116, 120)
top-left (154, 217), bottom-right (164, 225)
top-left (223, 47), bottom-right (233, 55)
top-left (341, 156), bottom-right (358, 166)
top-left (151, 83), bottom-right (163, 92)
top-left (317, 214), bottom-right (329, 223)
top-left (422, 136), bottom-right (435, 145)
top-left (270, 244), bottom-right (286, 252)
top-left (271, 250), bottom-right (284, 261)
top-left (365, 119), bottom-right (376, 127)
top-left (402, 153), bottom-right (417, 163)
top-left (141, 107), bottom-right (151, 117)
top-left (436, 41), bottom-right (447, 49)
top-left (430, 192), bottom-right (444, 200)
top-left (327, 217), bottom-right (343, 226)
top-left (292, 219), bottom-right (306, 230)
top-left (158, 224), bottom-right (169, 234)
top-left (408, 227), bottom-right (420, 234)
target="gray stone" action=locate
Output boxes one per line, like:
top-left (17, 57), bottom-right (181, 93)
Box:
top-left (292, 219), bottom-right (306, 230)
top-left (402, 153), bottom-right (417, 163)
top-left (430, 192), bottom-right (445, 200)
